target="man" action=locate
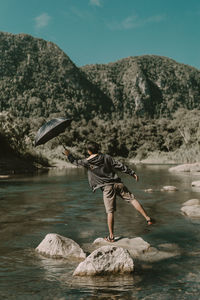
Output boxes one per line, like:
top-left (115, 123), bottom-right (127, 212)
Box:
top-left (64, 141), bottom-right (153, 242)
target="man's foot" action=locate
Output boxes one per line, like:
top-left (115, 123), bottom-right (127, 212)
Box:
top-left (146, 218), bottom-right (155, 225)
top-left (104, 236), bottom-right (115, 243)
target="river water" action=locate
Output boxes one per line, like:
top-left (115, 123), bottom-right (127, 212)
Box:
top-left (1, 164), bottom-right (200, 299)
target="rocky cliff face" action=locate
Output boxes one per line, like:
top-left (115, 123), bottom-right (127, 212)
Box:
top-left (81, 55), bottom-right (200, 117)
top-left (0, 32), bottom-right (113, 119)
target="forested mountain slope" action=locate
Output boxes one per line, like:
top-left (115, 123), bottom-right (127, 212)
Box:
top-left (0, 32), bottom-right (113, 120)
top-left (82, 55), bottom-right (200, 117)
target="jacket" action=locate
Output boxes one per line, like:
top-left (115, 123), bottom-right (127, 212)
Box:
top-left (68, 153), bottom-right (135, 192)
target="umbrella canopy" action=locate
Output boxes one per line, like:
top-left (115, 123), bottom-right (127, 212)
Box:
top-left (35, 117), bottom-right (72, 147)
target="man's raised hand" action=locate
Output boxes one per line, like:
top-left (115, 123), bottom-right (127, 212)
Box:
top-left (64, 149), bottom-right (70, 156)
top-left (133, 173), bottom-right (139, 181)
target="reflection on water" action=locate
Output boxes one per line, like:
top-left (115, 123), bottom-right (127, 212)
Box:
top-left (1, 165), bottom-right (200, 299)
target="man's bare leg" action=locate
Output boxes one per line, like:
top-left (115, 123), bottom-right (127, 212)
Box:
top-left (130, 199), bottom-right (151, 222)
top-left (107, 212), bottom-right (114, 239)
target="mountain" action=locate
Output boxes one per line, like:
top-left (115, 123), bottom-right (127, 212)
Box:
top-left (0, 32), bottom-right (200, 120)
top-left (81, 55), bottom-right (200, 117)
top-left (0, 32), bottom-right (113, 119)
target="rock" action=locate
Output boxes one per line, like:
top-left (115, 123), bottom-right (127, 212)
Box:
top-left (138, 246), bottom-right (180, 262)
top-left (181, 205), bottom-right (200, 218)
top-left (191, 181), bottom-right (200, 187)
top-left (161, 185), bottom-right (178, 191)
top-left (144, 188), bottom-right (154, 193)
top-left (169, 163), bottom-right (200, 173)
top-left (73, 246), bottom-right (134, 276)
top-left (93, 237), bottom-right (150, 257)
top-left (36, 233), bottom-right (86, 259)
top-left (181, 198), bottom-right (200, 218)
top-left (90, 237), bottom-right (180, 262)
top-left (182, 199), bottom-right (200, 206)
top-left (0, 175), bottom-right (10, 179)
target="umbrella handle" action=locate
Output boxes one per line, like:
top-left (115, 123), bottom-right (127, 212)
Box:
top-left (57, 137), bottom-right (67, 150)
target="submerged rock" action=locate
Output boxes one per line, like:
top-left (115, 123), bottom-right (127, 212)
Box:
top-left (36, 233), bottom-right (86, 259)
top-left (169, 163), bottom-right (200, 173)
top-left (73, 245), bottom-right (134, 276)
top-left (161, 186), bottom-right (178, 191)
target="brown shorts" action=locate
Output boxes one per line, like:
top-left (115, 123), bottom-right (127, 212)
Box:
top-left (102, 182), bottom-right (136, 213)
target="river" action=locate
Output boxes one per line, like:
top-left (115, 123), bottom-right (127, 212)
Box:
top-left (0, 164), bottom-right (200, 299)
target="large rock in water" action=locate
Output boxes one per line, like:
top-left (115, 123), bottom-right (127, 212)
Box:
top-left (36, 233), bottom-right (86, 259)
top-left (93, 237), bottom-right (150, 257)
top-left (89, 237), bottom-right (181, 262)
top-left (161, 185), bottom-right (178, 191)
top-left (73, 246), bottom-right (134, 276)
top-left (181, 199), bottom-right (200, 218)
top-left (169, 163), bottom-right (200, 173)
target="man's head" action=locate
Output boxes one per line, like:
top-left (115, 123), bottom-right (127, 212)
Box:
top-left (87, 141), bottom-right (100, 155)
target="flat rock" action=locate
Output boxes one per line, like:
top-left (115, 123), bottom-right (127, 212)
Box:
top-left (93, 237), bottom-right (150, 257)
top-left (169, 163), bottom-right (200, 173)
top-left (191, 181), bottom-right (200, 187)
top-left (73, 245), bottom-right (134, 276)
top-left (182, 199), bottom-right (200, 206)
top-left (0, 175), bottom-right (10, 179)
top-left (161, 185), bottom-right (178, 191)
top-left (36, 233), bottom-right (86, 259)
top-left (144, 188), bottom-right (154, 193)
top-left (91, 237), bottom-right (180, 262)
top-left (181, 205), bottom-right (200, 218)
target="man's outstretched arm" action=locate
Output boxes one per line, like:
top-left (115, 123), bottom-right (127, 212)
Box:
top-left (110, 156), bottom-right (138, 181)
top-left (64, 149), bottom-right (88, 168)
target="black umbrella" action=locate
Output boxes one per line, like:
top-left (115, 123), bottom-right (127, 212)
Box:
top-left (34, 117), bottom-right (72, 148)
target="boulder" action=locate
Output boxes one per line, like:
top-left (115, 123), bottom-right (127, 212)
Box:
top-left (169, 163), bottom-right (200, 173)
top-left (161, 185), bottom-right (178, 191)
top-left (181, 198), bottom-right (200, 218)
top-left (181, 205), bottom-right (200, 218)
top-left (93, 237), bottom-right (150, 257)
top-left (89, 237), bottom-right (180, 262)
top-left (36, 233), bottom-right (86, 259)
top-left (191, 181), bottom-right (200, 187)
top-left (73, 245), bottom-right (134, 276)
top-left (182, 199), bottom-right (200, 206)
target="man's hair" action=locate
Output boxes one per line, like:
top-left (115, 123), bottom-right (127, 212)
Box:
top-left (87, 141), bottom-right (100, 154)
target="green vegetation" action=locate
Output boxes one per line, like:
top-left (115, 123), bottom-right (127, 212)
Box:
top-left (1, 108), bottom-right (200, 172)
top-left (58, 108), bottom-right (200, 163)
top-left (0, 111), bottom-right (50, 173)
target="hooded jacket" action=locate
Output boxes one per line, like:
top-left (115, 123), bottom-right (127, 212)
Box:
top-left (68, 153), bottom-right (135, 192)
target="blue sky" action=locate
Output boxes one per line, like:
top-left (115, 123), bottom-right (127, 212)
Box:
top-left (0, 0), bottom-right (199, 69)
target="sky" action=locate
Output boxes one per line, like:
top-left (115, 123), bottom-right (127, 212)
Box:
top-left (0, 0), bottom-right (199, 69)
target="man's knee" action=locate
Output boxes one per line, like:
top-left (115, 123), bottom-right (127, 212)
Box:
top-left (106, 208), bottom-right (116, 214)
top-left (130, 198), bottom-right (138, 204)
